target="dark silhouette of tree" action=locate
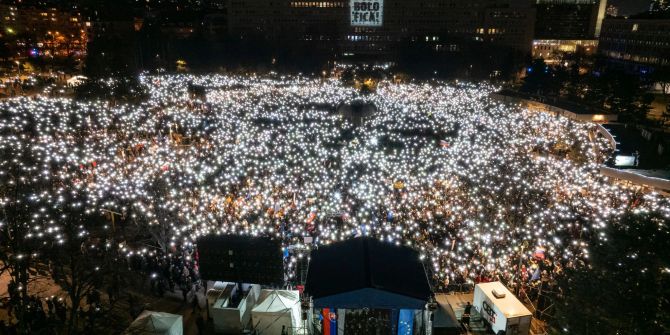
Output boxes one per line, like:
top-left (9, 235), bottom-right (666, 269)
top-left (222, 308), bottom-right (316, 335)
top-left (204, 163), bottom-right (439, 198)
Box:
top-left (553, 211), bottom-right (670, 334)
top-left (0, 122), bottom-right (53, 334)
top-left (81, 0), bottom-right (138, 77)
top-left (522, 59), bottom-right (562, 97)
top-left (43, 191), bottom-right (120, 335)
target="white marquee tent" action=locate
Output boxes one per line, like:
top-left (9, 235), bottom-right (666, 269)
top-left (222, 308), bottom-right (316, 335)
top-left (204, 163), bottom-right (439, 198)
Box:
top-left (251, 289), bottom-right (302, 335)
top-left (124, 310), bottom-right (183, 335)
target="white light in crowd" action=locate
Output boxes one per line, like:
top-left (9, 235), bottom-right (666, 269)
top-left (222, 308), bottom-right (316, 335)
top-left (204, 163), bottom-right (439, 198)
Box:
top-left (0, 73), bottom-right (667, 283)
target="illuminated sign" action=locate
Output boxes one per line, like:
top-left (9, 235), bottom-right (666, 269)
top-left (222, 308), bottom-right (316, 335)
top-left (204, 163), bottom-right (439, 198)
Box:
top-left (350, 0), bottom-right (383, 27)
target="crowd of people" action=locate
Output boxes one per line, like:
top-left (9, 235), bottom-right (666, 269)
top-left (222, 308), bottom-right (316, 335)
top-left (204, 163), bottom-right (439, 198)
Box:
top-left (134, 246), bottom-right (202, 303)
top-left (0, 291), bottom-right (103, 334)
top-left (1, 73), bottom-right (668, 299)
top-left (343, 309), bottom-right (392, 335)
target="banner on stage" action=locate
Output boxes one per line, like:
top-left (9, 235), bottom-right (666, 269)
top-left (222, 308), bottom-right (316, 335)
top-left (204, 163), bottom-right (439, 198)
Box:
top-left (398, 309), bottom-right (414, 335)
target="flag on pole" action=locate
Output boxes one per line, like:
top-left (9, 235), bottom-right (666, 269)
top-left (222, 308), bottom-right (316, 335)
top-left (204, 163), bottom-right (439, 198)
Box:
top-left (322, 308), bottom-right (337, 335)
top-left (329, 309), bottom-right (337, 335)
top-left (530, 266), bottom-right (541, 281)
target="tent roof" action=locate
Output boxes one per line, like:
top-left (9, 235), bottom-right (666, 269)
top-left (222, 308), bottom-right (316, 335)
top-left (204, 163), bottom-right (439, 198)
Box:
top-left (125, 310), bottom-right (182, 335)
top-left (304, 237), bottom-right (431, 309)
top-left (251, 290), bottom-right (301, 335)
top-left (252, 289), bottom-right (300, 314)
top-left (433, 294), bottom-right (466, 329)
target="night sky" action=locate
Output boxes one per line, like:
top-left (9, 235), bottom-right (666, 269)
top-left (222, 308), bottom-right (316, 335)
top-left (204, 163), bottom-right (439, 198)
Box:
top-left (609, 0), bottom-right (651, 16)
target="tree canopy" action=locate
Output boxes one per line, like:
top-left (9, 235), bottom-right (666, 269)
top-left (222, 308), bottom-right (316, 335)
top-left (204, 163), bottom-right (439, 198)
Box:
top-left (554, 211), bottom-right (670, 334)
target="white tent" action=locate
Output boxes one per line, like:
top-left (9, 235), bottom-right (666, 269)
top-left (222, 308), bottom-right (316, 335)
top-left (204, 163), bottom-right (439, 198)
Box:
top-left (124, 310), bottom-right (183, 335)
top-left (251, 289), bottom-right (301, 335)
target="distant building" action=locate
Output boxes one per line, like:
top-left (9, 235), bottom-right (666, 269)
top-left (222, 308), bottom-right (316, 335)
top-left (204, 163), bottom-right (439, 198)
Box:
top-left (227, 0), bottom-right (536, 57)
top-left (203, 13), bottom-right (227, 39)
top-left (606, 4), bottom-right (618, 17)
top-left (598, 17), bottom-right (670, 73)
top-left (532, 39), bottom-right (598, 63)
top-left (0, 4), bottom-right (87, 60)
top-left (532, 0), bottom-right (605, 62)
top-left (534, 0), bottom-right (607, 39)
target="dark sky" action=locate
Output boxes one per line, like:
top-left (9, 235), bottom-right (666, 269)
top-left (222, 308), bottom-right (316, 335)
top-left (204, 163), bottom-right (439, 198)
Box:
top-left (609, 0), bottom-right (651, 16)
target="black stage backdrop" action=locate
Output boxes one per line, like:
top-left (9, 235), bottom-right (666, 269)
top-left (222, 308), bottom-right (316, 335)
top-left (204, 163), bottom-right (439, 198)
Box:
top-left (197, 235), bottom-right (283, 285)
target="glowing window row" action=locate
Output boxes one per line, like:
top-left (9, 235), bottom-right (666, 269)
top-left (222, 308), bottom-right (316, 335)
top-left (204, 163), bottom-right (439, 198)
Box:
top-left (290, 2), bottom-right (345, 8)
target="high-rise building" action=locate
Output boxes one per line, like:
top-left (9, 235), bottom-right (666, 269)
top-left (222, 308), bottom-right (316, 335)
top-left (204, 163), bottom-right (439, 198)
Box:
top-left (534, 0), bottom-right (607, 39)
top-left (599, 16), bottom-right (670, 73)
top-left (226, 0), bottom-right (536, 57)
top-left (0, 4), bottom-right (88, 60)
top-left (532, 39), bottom-right (598, 63)
top-left (532, 0), bottom-right (606, 62)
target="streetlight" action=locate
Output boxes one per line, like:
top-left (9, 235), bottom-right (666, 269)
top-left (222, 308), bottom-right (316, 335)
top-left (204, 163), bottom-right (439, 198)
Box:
top-left (14, 60), bottom-right (20, 75)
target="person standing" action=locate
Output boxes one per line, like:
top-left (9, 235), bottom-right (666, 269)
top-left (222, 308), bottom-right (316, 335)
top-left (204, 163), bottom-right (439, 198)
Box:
top-left (462, 301), bottom-right (472, 326)
top-left (192, 295), bottom-right (200, 314)
top-left (195, 316), bottom-right (205, 335)
top-left (181, 287), bottom-right (188, 304)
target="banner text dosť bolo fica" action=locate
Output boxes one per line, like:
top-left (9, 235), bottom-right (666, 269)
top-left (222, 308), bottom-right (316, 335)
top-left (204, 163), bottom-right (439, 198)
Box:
top-left (350, 0), bottom-right (383, 27)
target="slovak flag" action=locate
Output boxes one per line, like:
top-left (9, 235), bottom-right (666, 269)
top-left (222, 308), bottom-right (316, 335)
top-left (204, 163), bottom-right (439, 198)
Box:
top-left (322, 308), bottom-right (337, 335)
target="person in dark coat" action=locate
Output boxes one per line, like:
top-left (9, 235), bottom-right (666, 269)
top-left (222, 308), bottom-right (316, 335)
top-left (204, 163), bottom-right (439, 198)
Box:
top-left (462, 302), bottom-right (472, 326)
top-left (192, 295), bottom-right (200, 313)
top-left (195, 316), bottom-right (205, 335)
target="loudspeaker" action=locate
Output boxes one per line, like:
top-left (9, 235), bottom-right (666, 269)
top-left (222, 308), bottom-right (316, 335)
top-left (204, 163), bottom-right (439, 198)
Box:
top-left (197, 235), bottom-right (283, 285)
